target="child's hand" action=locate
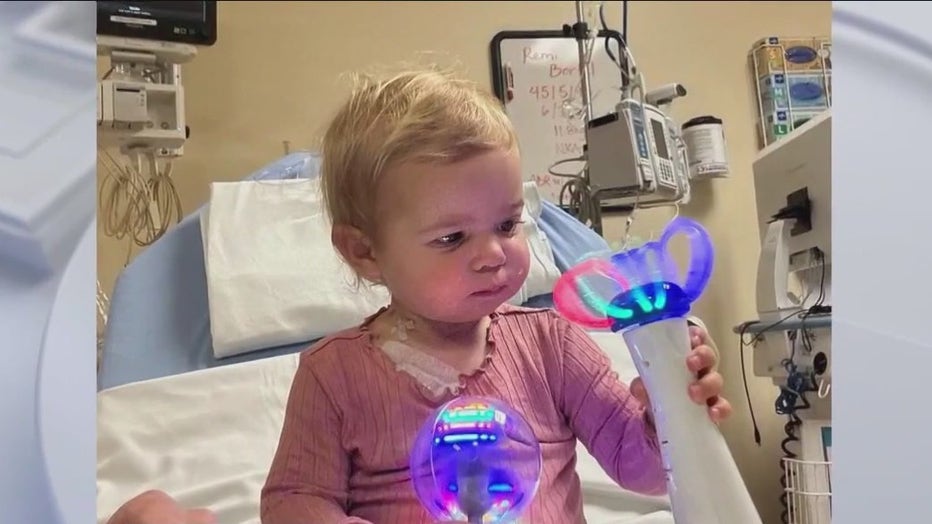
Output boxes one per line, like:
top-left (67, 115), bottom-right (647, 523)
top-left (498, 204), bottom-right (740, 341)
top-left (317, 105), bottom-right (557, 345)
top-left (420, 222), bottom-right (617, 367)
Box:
top-left (629, 325), bottom-right (733, 424)
top-left (106, 490), bottom-right (216, 524)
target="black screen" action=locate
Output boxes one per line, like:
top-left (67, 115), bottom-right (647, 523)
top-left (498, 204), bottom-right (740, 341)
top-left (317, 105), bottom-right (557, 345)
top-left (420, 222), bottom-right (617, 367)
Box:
top-left (650, 119), bottom-right (670, 160)
top-left (99, 2), bottom-right (205, 22)
top-left (97, 1), bottom-right (217, 46)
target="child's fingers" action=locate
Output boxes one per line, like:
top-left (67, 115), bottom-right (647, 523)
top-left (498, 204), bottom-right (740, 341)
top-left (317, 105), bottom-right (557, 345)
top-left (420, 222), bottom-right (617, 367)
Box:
top-left (630, 377), bottom-right (650, 406)
top-left (708, 396), bottom-right (733, 423)
top-left (185, 509), bottom-right (217, 524)
top-left (687, 345), bottom-right (716, 374)
top-left (688, 371), bottom-right (723, 403)
top-left (689, 325), bottom-right (710, 347)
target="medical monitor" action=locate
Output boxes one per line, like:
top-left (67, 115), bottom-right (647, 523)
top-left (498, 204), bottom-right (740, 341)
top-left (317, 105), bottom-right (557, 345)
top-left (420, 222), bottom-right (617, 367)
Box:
top-left (753, 110), bottom-right (831, 281)
top-left (97, 1), bottom-right (217, 46)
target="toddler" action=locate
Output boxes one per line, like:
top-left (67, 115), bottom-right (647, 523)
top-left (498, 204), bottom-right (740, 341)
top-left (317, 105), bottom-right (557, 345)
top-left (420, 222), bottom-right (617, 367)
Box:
top-left (260, 68), bottom-right (732, 524)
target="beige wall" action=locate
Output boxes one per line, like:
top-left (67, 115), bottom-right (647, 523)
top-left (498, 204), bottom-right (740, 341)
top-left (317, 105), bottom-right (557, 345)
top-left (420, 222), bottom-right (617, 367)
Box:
top-left (97, 2), bottom-right (831, 522)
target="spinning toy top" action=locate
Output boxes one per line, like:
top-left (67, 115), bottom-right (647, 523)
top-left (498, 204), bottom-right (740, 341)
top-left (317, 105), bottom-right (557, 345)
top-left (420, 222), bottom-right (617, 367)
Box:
top-left (554, 216), bottom-right (714, 332)
top-left (410, 396), bottom-right (541, 524)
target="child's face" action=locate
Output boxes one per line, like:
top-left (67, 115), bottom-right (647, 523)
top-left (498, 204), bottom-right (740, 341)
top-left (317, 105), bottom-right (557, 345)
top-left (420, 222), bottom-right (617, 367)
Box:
top-left (372, 148), bottom-right (530, 324)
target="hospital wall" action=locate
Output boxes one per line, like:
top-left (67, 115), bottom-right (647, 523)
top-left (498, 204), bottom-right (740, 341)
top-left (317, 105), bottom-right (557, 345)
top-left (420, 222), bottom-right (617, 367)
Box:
top-left (96, 2), bottom-right (831, 522)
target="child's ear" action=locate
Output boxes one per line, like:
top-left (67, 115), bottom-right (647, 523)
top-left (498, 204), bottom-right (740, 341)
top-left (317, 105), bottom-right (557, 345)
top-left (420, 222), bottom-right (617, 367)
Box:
top-left (331, 224), bottom-right (382, 283)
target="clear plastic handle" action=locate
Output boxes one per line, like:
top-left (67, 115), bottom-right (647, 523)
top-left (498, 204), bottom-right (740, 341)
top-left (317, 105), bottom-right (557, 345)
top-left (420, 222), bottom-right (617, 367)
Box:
top-left (658, 216), bottom-right (714, 304)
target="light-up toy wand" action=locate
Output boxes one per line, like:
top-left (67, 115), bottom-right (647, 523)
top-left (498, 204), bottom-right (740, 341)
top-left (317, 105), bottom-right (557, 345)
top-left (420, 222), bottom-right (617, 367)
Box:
top-left (409, 396), bottom-right (542, 524)
top-left (553, 216), bottom-right (762, 524)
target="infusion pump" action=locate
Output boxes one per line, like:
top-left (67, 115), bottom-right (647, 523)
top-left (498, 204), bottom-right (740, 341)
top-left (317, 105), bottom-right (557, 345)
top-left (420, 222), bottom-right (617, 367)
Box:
top-left (585, 99), bottom-right (689, 207)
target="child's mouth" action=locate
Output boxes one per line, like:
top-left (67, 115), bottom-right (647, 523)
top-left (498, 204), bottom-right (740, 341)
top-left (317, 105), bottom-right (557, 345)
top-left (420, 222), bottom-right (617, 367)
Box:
top-left (472, 284), bottom-right (507, 297)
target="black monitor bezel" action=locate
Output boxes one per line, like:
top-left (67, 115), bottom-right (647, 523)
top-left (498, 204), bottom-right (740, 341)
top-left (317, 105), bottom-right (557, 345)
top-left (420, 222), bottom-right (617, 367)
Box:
top-left (97, 1), bottom-right (218, 46)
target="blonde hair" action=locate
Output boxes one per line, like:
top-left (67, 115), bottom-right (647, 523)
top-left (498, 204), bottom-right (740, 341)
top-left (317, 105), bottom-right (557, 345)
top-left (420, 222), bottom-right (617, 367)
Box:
top-left (319, 67), bottom-right (519, 237)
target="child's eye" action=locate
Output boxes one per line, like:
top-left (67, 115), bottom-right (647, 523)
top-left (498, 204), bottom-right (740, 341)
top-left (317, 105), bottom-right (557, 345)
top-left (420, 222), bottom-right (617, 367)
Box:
top-left (432, 232), bottom-right (464, 247)
top-left (499, 218), bottom-right (524, 235)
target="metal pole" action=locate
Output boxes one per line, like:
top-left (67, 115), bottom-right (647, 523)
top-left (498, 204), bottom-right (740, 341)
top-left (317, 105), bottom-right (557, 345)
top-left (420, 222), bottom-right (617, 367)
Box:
top-left (574, 0), bottom-right (593, 125)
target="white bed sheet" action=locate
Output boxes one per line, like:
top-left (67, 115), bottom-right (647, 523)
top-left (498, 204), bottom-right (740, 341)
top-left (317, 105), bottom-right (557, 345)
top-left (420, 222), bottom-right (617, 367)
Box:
top-left (96, 331), bottom-right (673, 524)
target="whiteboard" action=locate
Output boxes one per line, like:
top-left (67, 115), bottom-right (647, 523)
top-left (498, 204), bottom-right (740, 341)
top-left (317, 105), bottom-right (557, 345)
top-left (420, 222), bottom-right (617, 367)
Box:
top-left (490, 29), bottom-right (629, 209)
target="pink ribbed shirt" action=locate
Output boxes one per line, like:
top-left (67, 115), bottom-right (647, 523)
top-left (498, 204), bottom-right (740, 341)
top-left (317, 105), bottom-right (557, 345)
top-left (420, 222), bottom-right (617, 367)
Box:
top-left (260, 304), bottom-right (666, 523)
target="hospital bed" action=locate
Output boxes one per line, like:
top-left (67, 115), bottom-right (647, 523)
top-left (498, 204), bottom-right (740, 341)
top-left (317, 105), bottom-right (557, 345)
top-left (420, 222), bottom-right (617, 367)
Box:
top-left (96, 151), bottom-right (676, 524)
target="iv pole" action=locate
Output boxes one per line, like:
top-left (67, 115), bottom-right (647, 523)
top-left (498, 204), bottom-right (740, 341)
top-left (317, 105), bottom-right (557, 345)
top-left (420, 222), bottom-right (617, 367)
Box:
top-left (569, 0), bottom-right (603, 235)
top-left (573, 1), bottom-right (594, 125)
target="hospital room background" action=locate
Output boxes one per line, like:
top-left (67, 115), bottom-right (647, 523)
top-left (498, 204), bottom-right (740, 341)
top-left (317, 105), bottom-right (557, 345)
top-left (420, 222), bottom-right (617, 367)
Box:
top-left (95, 2), bottom-right (832, 524)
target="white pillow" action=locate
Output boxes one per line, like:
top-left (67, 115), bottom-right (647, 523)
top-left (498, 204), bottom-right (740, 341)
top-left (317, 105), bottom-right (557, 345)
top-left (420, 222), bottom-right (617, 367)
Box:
top-left (201, 178), bottom-right (561, 359)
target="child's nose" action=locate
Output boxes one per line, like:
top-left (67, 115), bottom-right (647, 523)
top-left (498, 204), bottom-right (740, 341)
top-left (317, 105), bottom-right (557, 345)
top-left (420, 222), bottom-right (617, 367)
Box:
top-left (472, 237), bottom-right (507, 271)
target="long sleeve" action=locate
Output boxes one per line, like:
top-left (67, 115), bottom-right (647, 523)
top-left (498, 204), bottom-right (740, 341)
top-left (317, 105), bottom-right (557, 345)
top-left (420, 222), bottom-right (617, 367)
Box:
top-left (552, 316), bottom-right (668, 496)
top-left (260, 358), bottom-right (372, 524)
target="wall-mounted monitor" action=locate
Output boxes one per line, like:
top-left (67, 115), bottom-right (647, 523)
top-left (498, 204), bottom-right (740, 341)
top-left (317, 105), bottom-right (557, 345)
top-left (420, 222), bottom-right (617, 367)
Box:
top-left (97, 1), bottom-right (217, 46)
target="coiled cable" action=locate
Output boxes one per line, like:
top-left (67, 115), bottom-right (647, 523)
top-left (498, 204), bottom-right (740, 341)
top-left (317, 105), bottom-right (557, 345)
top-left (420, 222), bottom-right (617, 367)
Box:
top-left (98, 148), bottom-right (183, 249)
top-left (776, 350), bottom-right (812, 524)
top-left (779, 412), bottom-right (804, 523)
